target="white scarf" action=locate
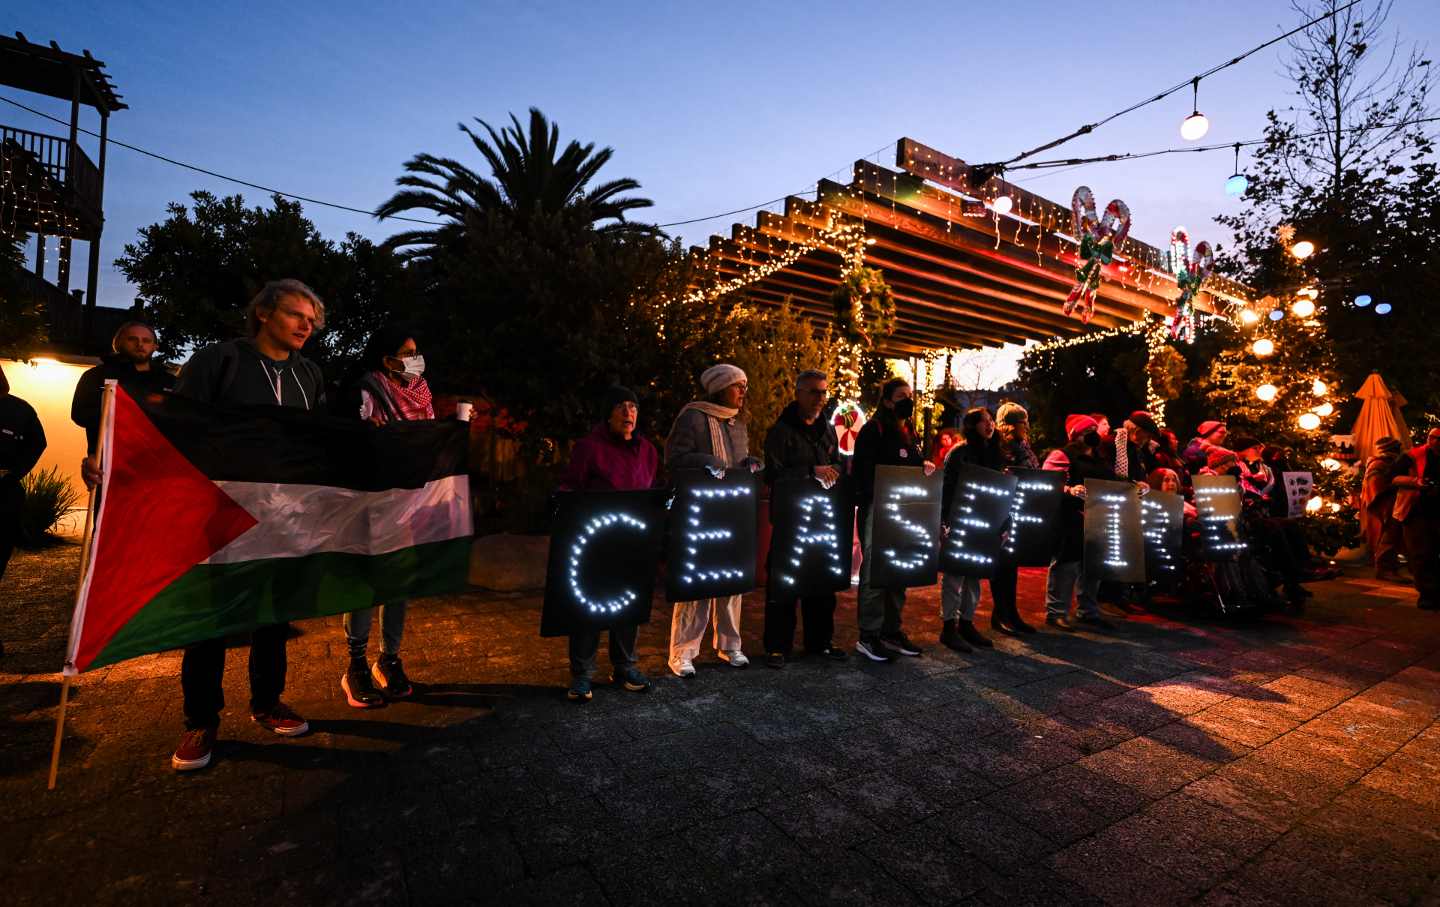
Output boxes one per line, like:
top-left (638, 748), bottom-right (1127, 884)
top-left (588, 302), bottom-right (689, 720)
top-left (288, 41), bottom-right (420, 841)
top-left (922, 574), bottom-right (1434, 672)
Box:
top-left (673, 401), bottom-right (739, 469)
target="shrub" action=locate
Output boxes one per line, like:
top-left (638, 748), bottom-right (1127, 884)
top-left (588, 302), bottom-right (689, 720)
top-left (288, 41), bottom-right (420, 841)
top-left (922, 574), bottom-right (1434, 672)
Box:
top-left (20, 466), bottom-right (83, 547)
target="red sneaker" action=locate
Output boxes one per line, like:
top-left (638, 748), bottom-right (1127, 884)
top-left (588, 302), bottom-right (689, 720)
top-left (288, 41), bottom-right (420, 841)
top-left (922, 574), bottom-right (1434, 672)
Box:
top-left (172, 727), bottom-right (216, 771)
top-left (251, 702), bottom-right (310, 737)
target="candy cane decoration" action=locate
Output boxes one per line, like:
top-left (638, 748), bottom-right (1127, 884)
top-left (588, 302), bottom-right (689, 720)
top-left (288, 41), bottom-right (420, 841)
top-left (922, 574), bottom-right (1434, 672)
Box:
top-left (1168, 227), bottom-right (1214, 343)
top-left (1063, 187), bottom-right (1132, 324)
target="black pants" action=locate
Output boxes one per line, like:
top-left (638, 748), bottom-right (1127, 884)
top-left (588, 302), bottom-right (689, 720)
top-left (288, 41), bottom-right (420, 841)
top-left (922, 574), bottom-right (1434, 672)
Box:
top-left (1402, 516), bottom-right (1440, 604)
top-left (0, 479), bottom-right (22, 584)
top-left (763, 586), bottom-right (837, 655)
top-left (989, 563), bottom-right (1020, 626)
top-left (568, 623), bottom-right (639, 679)
top-left (180, 623), bottom-right (289, 730)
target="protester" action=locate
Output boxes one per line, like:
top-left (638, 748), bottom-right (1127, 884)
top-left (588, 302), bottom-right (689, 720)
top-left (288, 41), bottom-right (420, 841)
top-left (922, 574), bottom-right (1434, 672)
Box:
top-left (0, 364), bottom-right (46, 659)
top-left (73, 321), bottom-right (175, 485)
top-left (1202, 446), bottom-right (1309, 607)
top-left (1153, 429), bottom-right (1192, 493)
top-left (558, 385), bottom-right (660, 700)
top-left (1183, 421), bottom-right (1228, 472)
top-left (1387, 427), bottom-right (1440, 610)
top-left (938, 407), bottom-right (1004, 651)
top-left (852, 377), bottom-right (935, 661)
top-left (1363, 436), bottom-right (1406, 579)
top-left (1042, 414), bottom-right (1117, 631)
top-left (1108, 410), bottom-right (1161, 483)
top-left (761, 370), bottom-right (847, 668)
top-left (665, 363), bottom-right (762, 676)
top-left (167, 279), bottom-right (327, 771)
top-left (990, 402), bottom-right (1038, 634)
top-left (1147, 467), bottom-right (1197, 521)
top-left (335, 324), bottom-right (433, 709)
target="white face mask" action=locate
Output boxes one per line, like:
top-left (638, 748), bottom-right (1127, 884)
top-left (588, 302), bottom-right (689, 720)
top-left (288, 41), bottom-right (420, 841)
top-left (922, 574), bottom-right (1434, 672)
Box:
top-left (400, 354), bottom-right (425, 379)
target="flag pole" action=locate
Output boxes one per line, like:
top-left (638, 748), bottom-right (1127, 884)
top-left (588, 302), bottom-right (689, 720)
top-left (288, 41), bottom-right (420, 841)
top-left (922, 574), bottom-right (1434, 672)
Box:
top-left (48, 380), bottom-right (115, 791)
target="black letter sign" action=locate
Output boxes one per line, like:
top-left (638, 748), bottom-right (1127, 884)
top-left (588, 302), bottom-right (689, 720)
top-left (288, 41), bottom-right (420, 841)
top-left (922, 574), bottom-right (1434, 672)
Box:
top-left (768, 476), bottom-right (855, 597)
top-left (1192, 474), bottom-right (1247, 561)
top-left (940, 464), bottom-right (1016, 578)
top-left (1141, 489), bottom-right (1184, 581)
top-left (868, 465), bottom-right (943, 588)
top-left (665, 468), bottom-right (759, 601)
top-left (1001, 468), bottom-right (1064, 567)
top-left (1083, 479), bottom-right (1145, 583)
top-left (541, 489), bottom-right (668, 637)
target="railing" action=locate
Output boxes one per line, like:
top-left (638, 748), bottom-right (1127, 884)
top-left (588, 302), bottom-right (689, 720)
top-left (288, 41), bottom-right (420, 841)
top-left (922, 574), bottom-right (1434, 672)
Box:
top-left (0, 125), bottom-right (103, 223)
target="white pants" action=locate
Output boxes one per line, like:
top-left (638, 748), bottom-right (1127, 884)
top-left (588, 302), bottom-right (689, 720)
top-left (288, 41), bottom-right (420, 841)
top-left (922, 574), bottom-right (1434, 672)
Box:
top-left (669, 595), bottom-right (744, 665)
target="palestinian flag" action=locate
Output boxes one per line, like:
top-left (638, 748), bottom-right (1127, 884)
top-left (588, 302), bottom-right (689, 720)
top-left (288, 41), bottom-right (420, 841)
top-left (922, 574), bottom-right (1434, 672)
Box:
top-left (64, 383), bottom-right (472, 674)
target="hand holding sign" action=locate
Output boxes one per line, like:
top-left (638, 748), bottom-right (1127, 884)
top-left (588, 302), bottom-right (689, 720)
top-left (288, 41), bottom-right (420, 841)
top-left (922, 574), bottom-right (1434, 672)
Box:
top-left (869, 465), bottom-right (943, 588)
top-left (940, 464), bottom-right (1016, 578)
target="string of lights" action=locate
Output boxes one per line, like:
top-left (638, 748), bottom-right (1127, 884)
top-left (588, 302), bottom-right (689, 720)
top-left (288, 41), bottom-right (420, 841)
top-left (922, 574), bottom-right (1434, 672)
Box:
top-left (991, 0), bottom-right (1364, 167)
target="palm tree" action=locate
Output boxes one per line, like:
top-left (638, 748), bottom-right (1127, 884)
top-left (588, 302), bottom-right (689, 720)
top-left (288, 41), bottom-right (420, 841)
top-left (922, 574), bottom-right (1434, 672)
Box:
top-left (376, 107), bottom-right (655, 257)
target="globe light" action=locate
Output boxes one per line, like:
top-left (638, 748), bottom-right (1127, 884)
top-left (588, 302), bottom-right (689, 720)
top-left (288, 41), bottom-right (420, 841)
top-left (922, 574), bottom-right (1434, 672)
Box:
top-left (1354, 294), bottom-right (1372, 307)
top-left (1305, 496), bottom-right (1323, 513)
top-left (1315, 402), bottom-right (1334, 417)
top-left (1252, 338), bottom-right (1275, 357)
top-left (1321, 458), bottom-right (1342, 471)
top-left (1375, 302), bottom-right (1393, 315)
top-left (1181, 112), bottom-right (1210, 141)
top-left (1237, 308), bottom-right (1260, 325)
top-left (1290, 240), bottom-right (1315, 259)
top-left (1298, 412), bottom-right (1322, 431)
top-left (1225, 174), bottom-right (1248, 196)
top-left (1255, 383), bottom-right (1278, 402)
top-left (1291, 299), bottom-right (1316, 318)
top-left (1269, 309), bottom-right (1285, 321)
top-left (1297, 287), bottom-right (1319, 299)
top-left (1329, 502), bottom-right (1343, 513)
top-left (1312, 378), bottom-right (1327, 396)
top-left (991, 195), bottom-right (1013, 215)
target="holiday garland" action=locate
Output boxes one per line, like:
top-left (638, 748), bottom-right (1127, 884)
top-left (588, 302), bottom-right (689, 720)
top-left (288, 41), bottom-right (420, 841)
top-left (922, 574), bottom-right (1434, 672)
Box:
top-left (831, 265), bottom-right (897, 348)
top-left (1063, 186), bottom-right (1131, 325)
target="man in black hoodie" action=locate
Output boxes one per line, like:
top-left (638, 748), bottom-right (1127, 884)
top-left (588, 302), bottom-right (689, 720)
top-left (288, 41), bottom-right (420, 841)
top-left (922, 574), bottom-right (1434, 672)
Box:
top-left (762, 370), bottom-right (847, 668)
top-left (73, 322), bottom-right (175, 485)
top-left (166, 279), bottom-right (328, 772)
top-left (0, 363), bottom-right (46, 658)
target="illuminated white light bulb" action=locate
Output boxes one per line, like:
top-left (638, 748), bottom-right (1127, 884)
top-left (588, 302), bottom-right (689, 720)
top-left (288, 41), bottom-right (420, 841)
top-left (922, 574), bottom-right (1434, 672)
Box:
top-left (1291, 299), bottom-right (1316, 318)
top-left (1252, 338), bottom-right (1275, 357)
top-left (1290, 240), bottom-right (1315, 259)
top-left (1181, 111), bottom-right (1210, 141)
top-left (1305, 496), bottom-right (1323, 513)
top-left (1312, 378), bottom-right (1327, 396)
top-left (1255, 383), bottom-right (1278, 402)
top-left (991, 195), bottom-right (1013, 215)
top-left (1314, 402), bottom-right (1334, 417)
top-left (1298, 412), bottom-right (1321, 431)
top-left (1239, 308), bottom-right (1260, 325)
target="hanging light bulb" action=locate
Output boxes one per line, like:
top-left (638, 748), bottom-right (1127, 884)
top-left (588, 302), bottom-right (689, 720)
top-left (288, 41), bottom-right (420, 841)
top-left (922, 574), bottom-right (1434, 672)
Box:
top-left (1315, 402), bottom-right (1334, 417)
top-left (1181, 77), bottom-right (1210, 140)
top-left (1375, 302), bottom-right (1393, 315)
top-left (1305, 496), bottom-right (1323, 513)
top-left (1299, 288), bottom-right (1319, 299)
top-left (1291, 299), bottom-right (1317, 318)
top-left (1239, 308), bottom-right (1260, 325)
top-left (1354, 294), bottom-right (1372, 307)
top-left (1312, 378), bottom-right (1327, 396)
top-left (1290, 240), bottom-right (1315, 259)
top-left (1225, 143), bottom-right (1247, 195)
top-left (1298, 412), bottom-right (1322, 430)
top-left (1256, 383), bottom-right (1278, 401)
top-left (991, 194), bottom-right (1013, 215)
top-left (1252, 338), bottom-right (1275, 357)
top-left (1269, 309), bottom-right (1285, 321)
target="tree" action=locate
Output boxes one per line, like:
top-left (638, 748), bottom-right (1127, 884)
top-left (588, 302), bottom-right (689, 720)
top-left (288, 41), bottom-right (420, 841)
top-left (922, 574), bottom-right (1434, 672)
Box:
top-left (115, 192), bottom-right (418, 372)
top-left (376, 107), bottom-right (655, 264)
top-left (0, 236), bottom-right (46, 359)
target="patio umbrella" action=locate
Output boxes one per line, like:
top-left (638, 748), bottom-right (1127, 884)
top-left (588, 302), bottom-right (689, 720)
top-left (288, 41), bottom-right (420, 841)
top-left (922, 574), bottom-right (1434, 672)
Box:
top-left (1352, 371), bottom-right (1411, 465)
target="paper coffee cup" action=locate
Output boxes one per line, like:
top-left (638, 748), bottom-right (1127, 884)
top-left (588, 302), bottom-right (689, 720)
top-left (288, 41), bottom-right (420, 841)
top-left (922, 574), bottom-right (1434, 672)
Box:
top-left (455, 402), bottom-right (473, 422)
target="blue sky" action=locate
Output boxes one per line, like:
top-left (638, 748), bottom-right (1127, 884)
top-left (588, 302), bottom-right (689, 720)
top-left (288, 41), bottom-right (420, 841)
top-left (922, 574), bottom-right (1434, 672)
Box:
top-left (10, 0), bottom-right (1439, 310)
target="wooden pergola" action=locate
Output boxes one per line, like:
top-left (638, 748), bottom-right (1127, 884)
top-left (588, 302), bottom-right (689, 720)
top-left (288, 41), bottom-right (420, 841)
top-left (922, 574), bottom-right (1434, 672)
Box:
top-left (682, 138), bottom-right (1254, 355)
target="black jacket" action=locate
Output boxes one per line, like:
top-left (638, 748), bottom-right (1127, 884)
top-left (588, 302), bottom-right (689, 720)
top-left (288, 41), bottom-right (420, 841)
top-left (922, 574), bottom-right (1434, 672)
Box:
top-left (70, 354), bottom-right (177, 452)
top-left (764, 402), bottom-right (841, 481)
top-left (852, 412), bottom-right (923, 525)
top-left (941, 437), bottom-right (1003, 525)
top-left (0, 393), bottom-right (46, 483)
top-left (174, 338), bottom-right (326, 410)
top-left (1059, 442), bottom-right (1119, 562)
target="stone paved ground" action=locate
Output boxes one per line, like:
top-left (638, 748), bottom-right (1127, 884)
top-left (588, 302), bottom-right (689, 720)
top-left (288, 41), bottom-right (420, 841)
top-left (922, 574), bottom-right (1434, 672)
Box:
top-left (4, 542), bottom-right (1440, 906)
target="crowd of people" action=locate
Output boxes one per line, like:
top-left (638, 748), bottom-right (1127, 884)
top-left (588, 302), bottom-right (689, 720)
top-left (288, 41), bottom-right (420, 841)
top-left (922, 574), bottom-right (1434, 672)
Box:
top-left (0, 277), bottom-right (1436, 773)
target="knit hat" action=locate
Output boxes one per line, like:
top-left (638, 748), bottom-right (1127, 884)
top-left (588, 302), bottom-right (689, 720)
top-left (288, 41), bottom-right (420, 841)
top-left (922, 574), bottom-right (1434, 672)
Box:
top-left (700, 363), bottom-right (747, 396)
top-left (1197, 420), bottom-right (1226, 439)
top-left (1065, 414), bottom-right (1100, 441)
top-left (1128, 410), bottom-right (1160, 437)
top-left (1207, 447), bottom-right (1238, 470)
top-left (1375, 437), bottom-right (1402, 456)
top-left (600, 385), bottom-right (638, 420)
top-left (1229, 435), bottom-right (1263, 454)
top-left (996, 401), bottom-right (1029, 426)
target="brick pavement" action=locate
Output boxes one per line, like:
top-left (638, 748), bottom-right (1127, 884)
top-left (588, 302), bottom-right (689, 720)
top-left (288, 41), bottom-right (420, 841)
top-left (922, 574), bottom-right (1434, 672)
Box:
top-left (3, 542), bottom-right (1440, 906)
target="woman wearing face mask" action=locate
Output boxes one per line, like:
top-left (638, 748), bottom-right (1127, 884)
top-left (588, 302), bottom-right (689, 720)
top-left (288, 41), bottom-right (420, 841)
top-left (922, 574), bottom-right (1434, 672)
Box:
top-left (938, 407), bottom-right (1004, 651)
top-left (991, 402), bottom-right (1039, 635)
top-left (337, 324), bottom-right (433, 708)
top-left (852, 378), bottom-right (936, 662)
top-left (1041, 415), bottom-right (1119, 631)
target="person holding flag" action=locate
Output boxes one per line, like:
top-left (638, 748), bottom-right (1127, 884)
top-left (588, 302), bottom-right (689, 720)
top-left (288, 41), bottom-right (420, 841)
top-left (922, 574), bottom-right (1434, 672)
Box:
top-left (167, 279), bottom-right (328, 770)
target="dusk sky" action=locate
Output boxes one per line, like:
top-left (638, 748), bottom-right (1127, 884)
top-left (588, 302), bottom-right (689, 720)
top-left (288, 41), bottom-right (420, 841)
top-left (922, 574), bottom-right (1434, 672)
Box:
top-left (11, 1), bottom-right (1440, 311)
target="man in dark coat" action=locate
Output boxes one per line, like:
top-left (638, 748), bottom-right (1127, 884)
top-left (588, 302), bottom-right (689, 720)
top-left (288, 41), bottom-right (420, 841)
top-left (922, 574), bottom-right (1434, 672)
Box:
top-left (0, 363), bottom-right (47, 657)
top-left (762, 369), bottom-right (847, 667)
top-left (72, 321), bottom-right (176, 452)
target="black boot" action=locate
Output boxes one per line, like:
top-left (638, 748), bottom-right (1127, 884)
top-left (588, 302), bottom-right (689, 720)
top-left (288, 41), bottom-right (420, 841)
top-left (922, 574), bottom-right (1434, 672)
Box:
top-left (341, 657), bottom-right (386, 708)
top-left (940, 619), bottom-right (973, 653)
top-left (959, 618), bottom-right (994, 648)
top-left (1000, 597), bottom-right (1036, 634)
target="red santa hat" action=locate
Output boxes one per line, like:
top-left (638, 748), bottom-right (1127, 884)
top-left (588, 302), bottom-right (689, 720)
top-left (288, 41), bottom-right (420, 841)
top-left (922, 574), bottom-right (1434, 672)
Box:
top-left (1065, 414), bottom-right (1100, 441)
